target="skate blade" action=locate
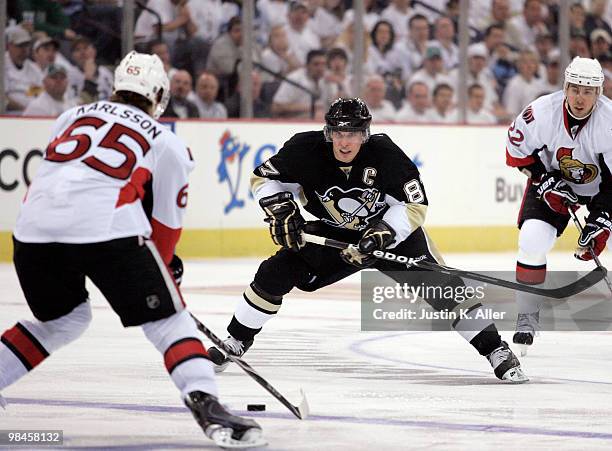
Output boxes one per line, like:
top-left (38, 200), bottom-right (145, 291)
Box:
top-left (0, 394), bottom-right (7, 409)
top-left (209, 427), bottom-right (267, 449)
top-left (298, 388), bottom-right (310, 420)
top-left (501, 366), bottom-right (529, 384)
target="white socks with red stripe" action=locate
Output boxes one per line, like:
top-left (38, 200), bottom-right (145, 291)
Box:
top-left (0, 301), bottom-right (92, 391)
top-left (142, 310), bottom-right (218, 399)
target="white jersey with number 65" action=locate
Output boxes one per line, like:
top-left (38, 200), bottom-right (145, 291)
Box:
top-left (14, 100), bottom-right (194, 263)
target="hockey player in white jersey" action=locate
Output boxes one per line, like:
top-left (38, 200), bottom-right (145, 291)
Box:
top-left (0, 51), bottom-right (264, 449)
top-left (506, 56), bottom-right (612, 353)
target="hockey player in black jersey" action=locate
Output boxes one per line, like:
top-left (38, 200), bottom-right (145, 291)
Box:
top-left (208, 98), bottom-right (528, 383)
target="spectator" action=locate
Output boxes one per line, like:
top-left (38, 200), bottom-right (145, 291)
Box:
top-left (310, 0), bottom-right (345, 49)
top-left (14, 0), bottom-right (77, 41)
top-left (590, 28), bottom-right (612, 60)
top-left (369, 20), bottom-right (396, 76)
top-left (408, 45), bottom-right (452, 95)
top-left (23, 64), bottom-right (76, 116)
top-left (193, 72), bottom-right (227, 118)
top-left (478, 0), bottom-right (522, 50)
top-left (413, 0), bottom-right (447, 24)
top-left (538, 49), bottom-right (560, 95)
top-left (502, 50), bottom-right (544, 117)
top-left (569, 2), bottom-right (588, 38)
top-left (507, 0), bottom-right (549, 50)
top-left (466, 83), bottom-right (497, 124)
top-left (431, 16), bottom-right (459, 71)
top-left (283, 0), bottom-right (321, 65)
top-left (585, 0), bottom-right (612, 38)
top-left (381, 0), bottom-right (413, 41)
top-left (188, 0), bottom-right (225, 45)
top-left (225, 71), bottom-right (271, 118)
top-left (361, 74), bottom-right (396, 122)
top-left (388, 14), bottom-right (431, 82)
top-left (334, 21), bottom-right (372, 73)
top-left (31, 35), bottom-right (60, 86)
top-left (134, 0), bottom-right (210, 75)
top-left (533, 31), bottom-right (554, 80)
top-left (322, 48), bottom-right (353, 107)
top-left (490, 42), bottom-right (518, 98)
top-left (207, 16), bottom-right (261, 79)
top-left (4, 25), bottom-right (39, 112)
top-left (483, 24), bottom-right (507, 63)
top-left (163, 70), bottom-right (199, 118)
top-left (450, 43), bottom-right (502, 116)
top-left (271, 49), bottom-right (328, 118)
top-left (134, 0), bottom-right (196, 45)
top-left (428, 83), bottom-right (457, 123)
top-left (570, 32), bottom-right (592, 58)
top-left (258, 0), bottom-right (289, 40)
top-left (260, 25), bottom-right (301, 81)
top-left (60, 0), bottom-right (123, 65)
top-left (396, 81), bottom-right (432, 122)
top-left (342, 0), bottom-right (380, 33)
top-left (66, 36), bottom-right (113, 103)
top-left (149, 40), bottom-right (178, 79)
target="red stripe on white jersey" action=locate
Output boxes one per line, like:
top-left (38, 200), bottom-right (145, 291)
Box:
top-left (506, 148), bottom-right (535, 168)
top-left (115, 167), bottom-right (152, 208)
top-left (151, 218), bottom-right (181, 265)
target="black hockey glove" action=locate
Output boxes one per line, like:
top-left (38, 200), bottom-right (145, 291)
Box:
top-left (259, 192), bottom-right (305, 251)
top-left (575, 210), bottom-right (612, 261)
top-left (535, 172), bottom-right (579, 215)
top-left (169, 254), bottom-right (184, 285)
top-left (341, 221), bottom-right (396, 268)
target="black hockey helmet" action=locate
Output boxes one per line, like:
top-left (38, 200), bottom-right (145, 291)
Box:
top-left (324, 98), bottom-right (372, 142)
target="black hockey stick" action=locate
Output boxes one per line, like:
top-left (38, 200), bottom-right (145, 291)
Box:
top-left (568, 208), bottom-right (612, 296)
top-left (190, 314), bottom-right (309, 420)
top-left (302, 233), bottom-right (607, 299)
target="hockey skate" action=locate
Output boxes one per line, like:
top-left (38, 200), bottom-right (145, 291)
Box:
top-left (185, 391), bottom-right (266, 449)
top-left (208, 337), bottom-right (253, 373)
top-left (512, 311), bottom-right (540, 357)
top-left (486, 341), bottom-right (529, 383)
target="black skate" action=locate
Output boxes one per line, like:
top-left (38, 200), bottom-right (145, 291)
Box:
top-left (208, 337), bottom-right (253, 373)
top-left (185, 391), bottom-right (265, 448)
top-left (486, 341), bottom-right (529, 383)
top-left (513, 312), bottom-right (540, 356)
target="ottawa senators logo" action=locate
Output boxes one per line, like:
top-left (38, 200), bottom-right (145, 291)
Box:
top-left (556, 147), bottom-right (598, 184)
top-left (316, 186), bottom-right (386, 230)
top-left (522, 105), bottom-right (534, 124)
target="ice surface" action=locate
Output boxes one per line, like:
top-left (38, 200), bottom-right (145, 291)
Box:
top-left (1, 252), bottom-right (612, 450)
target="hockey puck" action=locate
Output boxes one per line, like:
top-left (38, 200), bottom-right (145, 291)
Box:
top-left (247, 404), bottom-right (266, 411)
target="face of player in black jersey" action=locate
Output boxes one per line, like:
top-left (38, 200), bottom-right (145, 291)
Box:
top-left (331, 130), bottom-right (363, 163)
top-left (565, 83), bottom-right (598, 118)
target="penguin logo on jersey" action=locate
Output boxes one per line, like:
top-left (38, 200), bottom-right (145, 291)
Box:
top-left (316, 186), bottom-right (386, 230)
top-left (556, 147), bottom-right (598, 184)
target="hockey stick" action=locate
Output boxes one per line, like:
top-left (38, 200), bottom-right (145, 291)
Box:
top-left (302, 233), bottom-right (607, 299)
top-left (190, 314), bottom-right (309, 420)
top-left (568, 208), bottom-right (612, 296)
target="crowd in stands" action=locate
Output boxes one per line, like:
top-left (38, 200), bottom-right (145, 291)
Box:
top-left (5, 0), bottom-right (612, 124)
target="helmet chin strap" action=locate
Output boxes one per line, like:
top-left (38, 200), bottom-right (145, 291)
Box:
top-left (564, 97), bottom-right (596, 120)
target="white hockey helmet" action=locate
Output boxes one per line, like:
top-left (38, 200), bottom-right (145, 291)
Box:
top-left (564, 56), bottom-right (605, 92)
top-left (113, 51), bottom-right (170, 119)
